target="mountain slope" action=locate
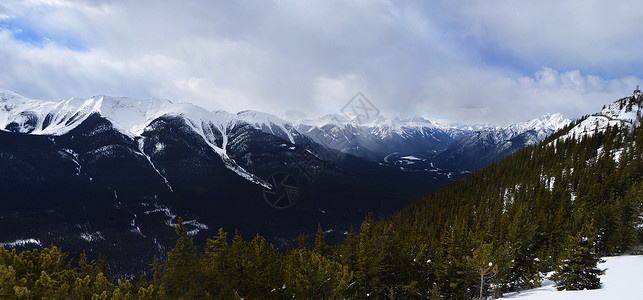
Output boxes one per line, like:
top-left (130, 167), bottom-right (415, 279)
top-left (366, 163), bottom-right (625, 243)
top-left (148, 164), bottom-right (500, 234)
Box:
top-left (335, 93), bottom-right (642, 298)
top-left (8, 92), bottom-right (636, 299)
top-left (0, 89), bottom-right (453, 277)
top-left (557, 96), bottom-right (642, 141)
top-left (0, 90), bottom-right (274, 186)
top-left (435, 113), bottom-right (571, 170)
top-left (288, 111), bottom-right (570, 176)
top-left (288, 114), bottom-right (480, 162)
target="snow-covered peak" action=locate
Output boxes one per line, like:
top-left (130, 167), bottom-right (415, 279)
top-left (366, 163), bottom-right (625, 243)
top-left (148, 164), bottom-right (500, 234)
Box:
top-left (558, 96), bottom-right (642, 141)
top-left (472, 113), bottom-right (570, 137)
top-left (373, 115), bottom-right (435, 128)
top-left (461, 113), bottom-right (571, 148)
top-left (288, 112), bottom-right (492, 144)
top-left (0, 89), bottom-right (29, 102)
top-left (432, 120), bottom-right (491, 132)
top-left (0, 90), bottom-right (274, 188)
top-left (285, 110), bottom-right (496, 139)
top-left (90, 96), bottom-right (175, 135)
top-left (0, 90), bottom-right (239, 137)
top-left (237, 110), bottom-right (291, 127)
top-left (0, 92), bottom-right (220, 138)
top-left (1, 90), bottom-right (59, 134)
top-left (295, 113), bottom-right (438, 132)
top-left (506, 113), bottom-right (570, 135)
top-left (283, 113), bottom-right (351, 127)
top-left (236, 110), bottom-right (297, 143)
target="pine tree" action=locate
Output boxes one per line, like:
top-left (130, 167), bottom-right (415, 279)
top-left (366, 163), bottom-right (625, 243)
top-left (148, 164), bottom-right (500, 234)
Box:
top-left (433, 223), bottom-right (475, 299)
top-left (149, 254), bottom-right (163, 288)
top-left (313, 223), bottom-right (332, 257)
top-left (162, 217), bottom-right (204, 298)
top-left (284, 249), bottom-right (352, 299)
top-left (551, 221), bottom-right (604, 290)
top-left (96, 253), bottom-right (111, 282)
top-left (297, 233), bottom-right (308, 250)
top-left (468, 243), bottom-right (497, 300)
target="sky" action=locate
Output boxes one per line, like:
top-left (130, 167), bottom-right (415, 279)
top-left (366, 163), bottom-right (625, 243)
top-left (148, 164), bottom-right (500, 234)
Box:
top-left (1, 0), bottom-right (642, 126)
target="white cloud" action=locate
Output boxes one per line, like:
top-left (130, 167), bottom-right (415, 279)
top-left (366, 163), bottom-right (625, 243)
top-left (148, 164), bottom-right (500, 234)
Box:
top-left (445, 0), bottom-right (643, 75)
top-left (417, 66), bottom-right (639, 126)
top-left (311, 74), bottom-right (366, 113)
top-left (0, 0), bottom-right (641, 126)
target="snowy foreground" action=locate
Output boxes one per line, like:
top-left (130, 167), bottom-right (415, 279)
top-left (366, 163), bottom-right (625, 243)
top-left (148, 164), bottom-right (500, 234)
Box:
top-left (505, 255), bottom-right (643, 299)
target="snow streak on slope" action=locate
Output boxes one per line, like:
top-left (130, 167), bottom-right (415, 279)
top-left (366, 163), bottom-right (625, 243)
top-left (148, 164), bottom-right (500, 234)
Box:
top-left (0, 238), bottom-right (42, 248)
top-left (505, 255), bottom-right (643, 299)
top-left (137, 138), bottom-right (173, 192)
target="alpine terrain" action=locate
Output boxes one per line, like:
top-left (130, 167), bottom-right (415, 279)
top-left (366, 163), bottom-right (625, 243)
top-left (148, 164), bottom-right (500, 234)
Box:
top-left (0, 88), bottom-right (590, 281)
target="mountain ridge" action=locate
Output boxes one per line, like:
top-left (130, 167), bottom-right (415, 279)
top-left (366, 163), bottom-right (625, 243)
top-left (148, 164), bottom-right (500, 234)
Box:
top-left (1, 88), bottom-right (571, 176)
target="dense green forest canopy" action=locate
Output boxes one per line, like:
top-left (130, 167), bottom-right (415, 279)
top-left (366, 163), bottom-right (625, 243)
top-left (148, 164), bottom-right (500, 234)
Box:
top-left (1, 97), bottom-right (642, 299)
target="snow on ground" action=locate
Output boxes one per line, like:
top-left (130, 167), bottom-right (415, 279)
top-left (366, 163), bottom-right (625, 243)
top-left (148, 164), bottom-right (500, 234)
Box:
top-left (557, 98), bottom-right (641, 142)
top-left (505, 255), bottom-right (643, 299)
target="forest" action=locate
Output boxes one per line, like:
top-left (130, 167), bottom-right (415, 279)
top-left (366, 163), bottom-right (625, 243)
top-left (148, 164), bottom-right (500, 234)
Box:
top-left (1, 98), bottom-right (642, 299)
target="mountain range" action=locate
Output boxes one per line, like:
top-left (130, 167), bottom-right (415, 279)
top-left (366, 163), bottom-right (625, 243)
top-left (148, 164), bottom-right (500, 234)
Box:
top-left (286, 110), bottom-right (571, 172)
top-left (0, 89), bottom-right (579, 276)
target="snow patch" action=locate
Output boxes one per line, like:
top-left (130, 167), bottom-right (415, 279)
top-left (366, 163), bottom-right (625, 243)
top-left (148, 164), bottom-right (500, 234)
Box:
top-left (130, 214), bottom-right (145, 237)
top-left (0, 238), bottom-right (42, 248)
top-left (61, 149), bottom-right (82, 175)
top-left (556, 97), bottom-right (641, 142)
top-left (505, 255), bottom-right (643, 299)
top-left (400, 155), bottom-right (421, 160)
top-left (142, 203), bottom-right (207, 236)
top-left (80, 231), bottom-right (104, 242)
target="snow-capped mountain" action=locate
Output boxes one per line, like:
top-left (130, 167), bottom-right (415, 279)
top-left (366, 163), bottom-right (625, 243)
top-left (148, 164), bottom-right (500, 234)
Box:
top-left (557, 95), bottom-right (642, 141)
top-left (499, 113), bottom-right (570, 144)
top-left (0, 89), bottom-right (451, 277)
top-left (434, 113), bottom-right (571, 170)
top-left (1, 88), bottom-right (638, 280)
top-left (0, 88), bottom-right (574, 189)
top-left (0, 90), bottom-right (326, 187)
top-left (285, 113), bottom-right (486, 162)
top-left (284, 109), bottom-right (570, 173)
top-left (0, 88), bottom-right (576, 277)
top-left (236, 110), bottom-right (302, 144)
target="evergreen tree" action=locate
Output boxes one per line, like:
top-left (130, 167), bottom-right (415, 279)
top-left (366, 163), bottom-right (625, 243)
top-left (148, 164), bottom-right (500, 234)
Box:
top-left (468, 243), bottom-right (497, 300)
top-left (283, 249), bottom-right (352, 299)
top-left (162, 217), bottom-right (204, 298)
top-left (313, 223), bottom-right (332, 257)
top-left (551, 221), bottom-right (605, 290)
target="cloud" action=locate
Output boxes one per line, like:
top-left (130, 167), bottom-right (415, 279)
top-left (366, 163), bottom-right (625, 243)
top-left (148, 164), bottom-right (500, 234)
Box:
top-left (439, 0), bottom-right (643, 76)
top-left (0, 0), bottom-right (641, 126)
top-left (0, 4), bottom-right (10, 19)
top-left (417, 66), bottom-right (639, 126)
